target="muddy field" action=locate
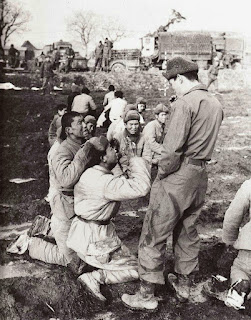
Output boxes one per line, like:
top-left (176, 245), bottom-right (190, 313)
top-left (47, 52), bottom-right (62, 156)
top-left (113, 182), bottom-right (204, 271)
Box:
top-left (0, 71), bottom-right (251, 320)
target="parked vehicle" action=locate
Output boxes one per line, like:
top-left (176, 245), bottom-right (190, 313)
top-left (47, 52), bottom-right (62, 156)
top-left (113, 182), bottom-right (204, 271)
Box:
top-left (109, 31), bottom-right (246, 71)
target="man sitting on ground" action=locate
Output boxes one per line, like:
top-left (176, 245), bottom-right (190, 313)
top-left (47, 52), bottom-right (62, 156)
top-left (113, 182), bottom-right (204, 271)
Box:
top-left (136, 97), bottom-right (147, 127)
top-left (103, 85), bottom-right (115, 107)
top-left (84, 115), bottom-right (97, 137)
top-left (108, 91), bottom-right (127, 123)
top-left (72, 87), bottom-right (97, 118)
top-left (67, 83), bottom-right (81, 112)
top-left (143, 103), bottom-right (169, 165)
top-left (67, 136), bottom-right (151, 302)
top-left (113, 108), bottom-right (151, 176)
top-left (107, 104), bottom-right (135, 142)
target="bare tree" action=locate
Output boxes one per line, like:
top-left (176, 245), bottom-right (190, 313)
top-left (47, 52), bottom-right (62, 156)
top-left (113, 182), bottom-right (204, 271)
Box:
top-left (100, 17), bottom-right (127, 44)
top-left (0, 0), bottom-right (30, 56)
top-left (67, 10), bottom-right (100, 57)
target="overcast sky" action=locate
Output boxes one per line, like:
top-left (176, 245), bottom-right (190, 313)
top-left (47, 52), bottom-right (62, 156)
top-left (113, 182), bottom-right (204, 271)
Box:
top-left (12, 0), bottom-right (251, 54)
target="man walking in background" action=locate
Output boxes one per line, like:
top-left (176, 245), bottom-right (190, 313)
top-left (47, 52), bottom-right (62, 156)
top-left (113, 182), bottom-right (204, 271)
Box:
top-left (122, 57), bottom-right (223, 311)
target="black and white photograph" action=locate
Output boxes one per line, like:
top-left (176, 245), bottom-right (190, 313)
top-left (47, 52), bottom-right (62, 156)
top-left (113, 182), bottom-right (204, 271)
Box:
top-left (0, 0), bottom-right (251, 319)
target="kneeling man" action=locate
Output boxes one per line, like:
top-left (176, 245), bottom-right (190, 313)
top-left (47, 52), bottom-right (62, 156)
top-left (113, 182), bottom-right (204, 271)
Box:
top-left (67, 136), bottom-right (151, 301)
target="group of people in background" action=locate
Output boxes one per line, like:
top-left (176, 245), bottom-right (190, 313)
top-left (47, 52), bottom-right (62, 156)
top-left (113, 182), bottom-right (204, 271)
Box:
top-left (94, 38), bottom-right (113, 72)
top-left (7, 55), bottom-right (251, 313)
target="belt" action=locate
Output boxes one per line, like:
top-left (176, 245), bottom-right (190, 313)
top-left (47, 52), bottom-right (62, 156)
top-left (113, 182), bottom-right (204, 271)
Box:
top-left (77, 215), bottom-right (110, 226)
top-left (185, 157), bottom-right (206, 166)
top-left (61, 190), bottom-right (74, 196)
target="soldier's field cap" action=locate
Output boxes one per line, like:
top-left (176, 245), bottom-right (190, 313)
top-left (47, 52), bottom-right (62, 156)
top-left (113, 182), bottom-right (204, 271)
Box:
top-left (154, 103), bottom-right (169, 114)
top-left (162, 57), bottom-right (198, 80)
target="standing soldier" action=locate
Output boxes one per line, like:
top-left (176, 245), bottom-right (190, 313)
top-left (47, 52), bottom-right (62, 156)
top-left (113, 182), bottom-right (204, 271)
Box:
top-left (40, 55), bottom-right (55, 95)
top-left (122, 57), bottom-right (223, 311)
top-left (222, 53), bottom-right (233, 69)
top-left (105, 37), bottom-right (113, 50)
top-left (53, 48), bottom-right (61, 71)
top-left (8, 44), bottom-right (20, 68)
top-left (207, 57), bottom-right (220, 91)
top-left (102, 38), bottom-right (112, 72)
top-left (37, 51), bottom-right (45, 67)
top-left (102, 41), bottom-right (111, 72)
top-left (65, 47), bottom-right (75, 73)
top-left (93, 41), bottom-right (103, 72)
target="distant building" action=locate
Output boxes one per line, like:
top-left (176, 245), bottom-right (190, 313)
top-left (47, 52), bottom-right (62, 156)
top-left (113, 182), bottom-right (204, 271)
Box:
top-left (4, 40), bottom-right (41, 60)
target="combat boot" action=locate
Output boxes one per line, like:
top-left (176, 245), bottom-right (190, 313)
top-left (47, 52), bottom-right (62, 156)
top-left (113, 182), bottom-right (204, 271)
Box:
top-left (168, 273), bottom-right (191, 302)
top-left (225, 279), bottom-right (250, 310)
top-left (7, 233), bottom-right (31, 255)
top-left (78, 270), bottom-right (106, 302)
top-left (27, 215), bottom-right (51, 237)
top-left (202, 275), bottom-right (228, 301)
top-left (121, 280), bottom-right (158, 311)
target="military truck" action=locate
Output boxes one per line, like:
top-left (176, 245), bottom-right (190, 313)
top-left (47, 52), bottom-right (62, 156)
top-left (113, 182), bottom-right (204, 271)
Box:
top-left (141, 31), bottom-right (212, 70)
top-left (211, 32), bottom-right (244, 65)
top-left (43, 40), bottom-right (88, 71)
top-left (109, 31), bottom-right (245, 71)
top-left (108, 31), bottom-right (213, 71)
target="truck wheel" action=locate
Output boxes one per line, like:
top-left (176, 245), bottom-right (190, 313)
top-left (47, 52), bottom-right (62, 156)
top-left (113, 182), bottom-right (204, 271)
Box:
top-left (111, 63), bottom-right (126, 72)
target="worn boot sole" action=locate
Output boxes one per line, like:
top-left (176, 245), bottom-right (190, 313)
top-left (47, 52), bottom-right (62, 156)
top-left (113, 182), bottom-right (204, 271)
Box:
top-left (27, 215), bottom-right (50, 237)
top-left (202, 280), bottom-right (227, 302)
top-left (122, 300), bottom-right (158, 313)
top-left (121, 295), bottom-right (159, 312)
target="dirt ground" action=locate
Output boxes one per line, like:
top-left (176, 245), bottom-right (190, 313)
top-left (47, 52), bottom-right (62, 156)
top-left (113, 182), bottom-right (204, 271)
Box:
top-left (0, 72), bottom-right (251, 320)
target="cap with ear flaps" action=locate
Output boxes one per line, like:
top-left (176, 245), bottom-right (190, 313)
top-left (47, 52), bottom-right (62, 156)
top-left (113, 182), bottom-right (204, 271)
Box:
top-left (123, 109), bottom-right (140, 123)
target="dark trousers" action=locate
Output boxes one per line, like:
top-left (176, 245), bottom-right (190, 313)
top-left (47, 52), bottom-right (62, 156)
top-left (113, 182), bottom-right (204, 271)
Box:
top-left (42, 77), bottom-right (53, 94)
